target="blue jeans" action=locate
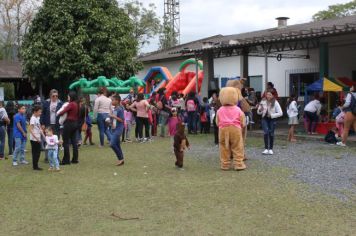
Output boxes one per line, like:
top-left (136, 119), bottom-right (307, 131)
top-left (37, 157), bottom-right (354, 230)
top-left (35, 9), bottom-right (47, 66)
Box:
top-left (13, 137), bottom-right (26, 162)
top-left (7, 127), bottom-right (13, 155)
top-left (97, 113), bottom-right (111, 146)
top-left (48, 149), bottom-right (59, 168)
top-left (0, 126), bottom-right (5, 157)
top-left (159, 112), bottom-right (169, 137)
top-left (262, 117), bottom-right (276, 150)
top-left (110, 128), bottom-right (124, 161)
top-left (187, 111), bottom-right (197, 133)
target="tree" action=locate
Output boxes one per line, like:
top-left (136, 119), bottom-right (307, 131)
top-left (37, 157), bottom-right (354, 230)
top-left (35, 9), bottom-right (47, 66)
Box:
top-left (21, 0), bottom-right (141, 90)
top-left (313, 0), bottom-right (356, 21)
top-left (122, 1), bottom-right (161, 49)
top-left (0, 0), bottom-right (40, 60)
top-left (159, 16), bottom-right (178, 50)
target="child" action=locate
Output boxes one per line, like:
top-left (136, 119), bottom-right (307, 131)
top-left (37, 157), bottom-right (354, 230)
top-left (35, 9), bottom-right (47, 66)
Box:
top-left (335, 109), bottom-right (345, 138)
top-left (173, 122), bottom-right (190, 169)
top-left (286, 95), bottom-right (299, 142)
top-left (29, 105), bottom-right (45, 170)
top-left (324, 127), bottom-right (339, 144)
top-left (45, 127), bottom-right (61, 171)
top-left (83, 107), bottom-right (94, 145)
top-left (12, 104), bottom-right (29, 166)
top-left (109, 95), bottom-right (125, 166)
top-left (168, 108), bottom-right (181, 149)
top-left (123, 103), bottom-right (133, 142)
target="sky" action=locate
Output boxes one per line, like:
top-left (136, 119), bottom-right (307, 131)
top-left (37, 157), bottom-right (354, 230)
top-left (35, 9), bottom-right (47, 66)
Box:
top-left (140, 0), bottom-right (351, 53)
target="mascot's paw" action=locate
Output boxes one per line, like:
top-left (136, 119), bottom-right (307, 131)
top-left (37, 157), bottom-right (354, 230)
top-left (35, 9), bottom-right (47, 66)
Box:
top-left (234, 162), bottom-right (246, 171)
top-left (221, 167), bottom-right (230, 171)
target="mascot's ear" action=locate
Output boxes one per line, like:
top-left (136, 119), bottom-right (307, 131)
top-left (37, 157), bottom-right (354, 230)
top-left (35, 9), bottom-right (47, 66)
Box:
top-left (219, 87), bottom-right (239, 106)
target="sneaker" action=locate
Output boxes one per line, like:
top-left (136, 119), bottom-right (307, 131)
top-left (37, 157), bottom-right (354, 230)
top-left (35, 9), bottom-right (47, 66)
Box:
top-left (20, 160), bottom-right (29, 165)
top-left (48, 167), bottom-right (53, 171)
top-left (268, 150), bottom-right (274, 155)
top-left (262, 149), bottom-right (269, 155)
top-left (336, 142), bottom-right (346, 147)
top-left (34, 167), bottom-right (43, 171)
top-left (12, 162), bottom-right (18, 166)
top-left (125, 139), bottom-right (132, 143)
top-left (55, 168), bottom-right (61, 172)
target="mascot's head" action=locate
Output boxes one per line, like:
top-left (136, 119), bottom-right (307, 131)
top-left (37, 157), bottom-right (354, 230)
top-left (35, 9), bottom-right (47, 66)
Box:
top-left (225, 79), bottom-right (251, 112)
top-left (219, 87), bottom-right (239, 106)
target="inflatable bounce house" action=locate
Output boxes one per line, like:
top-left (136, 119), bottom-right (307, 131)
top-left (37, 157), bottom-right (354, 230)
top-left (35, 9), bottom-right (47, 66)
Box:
top-left (69, 76), bottom-right (146, 94)
top-left (141, 58), bottom-right (204, 98)
top-left (69, 58), bottom-right (204, 98)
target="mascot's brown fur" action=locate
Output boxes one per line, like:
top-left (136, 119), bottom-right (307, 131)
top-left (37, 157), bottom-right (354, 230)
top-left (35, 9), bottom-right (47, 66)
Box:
top-left (226, 79), bottom-right (250, 160)
top-left (217, 87), bottom-right (246, 171)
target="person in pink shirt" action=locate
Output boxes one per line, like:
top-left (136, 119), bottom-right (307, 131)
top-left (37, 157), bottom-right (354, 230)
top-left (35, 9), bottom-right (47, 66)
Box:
top-left (168, 108), bottom-right (181, 150)
top-left (130, 93), bottom-right (151, 143)
top-left (216, 87), bottom-right (246, 171)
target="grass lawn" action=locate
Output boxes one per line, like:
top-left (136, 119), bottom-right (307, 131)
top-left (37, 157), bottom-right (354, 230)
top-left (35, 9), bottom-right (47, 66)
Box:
top-left (0, 128), bottom-right (355, 235)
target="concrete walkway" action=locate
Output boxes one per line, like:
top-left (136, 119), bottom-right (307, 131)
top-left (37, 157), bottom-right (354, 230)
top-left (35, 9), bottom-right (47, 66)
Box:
top-left (248, 127), bottom-right (356, 146)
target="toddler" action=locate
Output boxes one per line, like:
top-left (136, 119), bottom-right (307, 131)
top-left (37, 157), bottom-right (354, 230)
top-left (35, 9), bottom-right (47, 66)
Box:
top-left (45, 127), bottom-right (61, 171)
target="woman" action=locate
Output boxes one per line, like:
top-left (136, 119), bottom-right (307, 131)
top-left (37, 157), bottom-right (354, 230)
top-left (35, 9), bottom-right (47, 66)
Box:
top-left (303, 94), bottom-right (321, 135)
top-left (93, 87), bottom-right (112, 147)
top-left (257, 90), bottom-right (283, 155)
top-left (5, 101), bottom-right (16, 157)
top-left (57, 91), bottom-right (79, 164)
top-left (286, 95), bottom-right (299, 142)
top-left (337, 85), bottom-right (356, 146)
top-left (130, 93), bottom-right (151, 142)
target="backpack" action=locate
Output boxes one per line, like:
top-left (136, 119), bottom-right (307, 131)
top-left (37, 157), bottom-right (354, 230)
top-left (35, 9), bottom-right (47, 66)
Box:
top-left (350, 93), bottom-right (356, 115)
top-left (186, 99), bottom-right (196, 112)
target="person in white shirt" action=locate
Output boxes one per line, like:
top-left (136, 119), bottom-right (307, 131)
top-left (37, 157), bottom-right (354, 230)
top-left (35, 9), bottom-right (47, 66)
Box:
top-left (93, 87), bottom-right (112, 147)
top-left (257, 90), bottom-right (283, 155)
top-left (45, 126), bottom-right (62, 171)
top-left (0, 102), bottom-right (10, 160)
top-left (303, 95), bottom-right (322, 135)
top-left (286, 95), bottom-right (299, 142)
top-left (29, 106), bottom-right (45, 171)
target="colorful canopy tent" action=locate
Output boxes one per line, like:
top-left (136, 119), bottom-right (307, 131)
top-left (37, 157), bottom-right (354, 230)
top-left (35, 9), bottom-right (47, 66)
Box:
top-left (336, 77), bottom-right (356, 88)
top-left (69, 76), bottom-right (146, 94)
top-left (306, 77), bottom-right (350, 119)
top-left (306, 77), bottom-right (345, 92)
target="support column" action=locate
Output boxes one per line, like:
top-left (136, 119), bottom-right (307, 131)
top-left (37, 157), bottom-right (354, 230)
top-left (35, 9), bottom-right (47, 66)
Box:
top-left (201, 50), bottom-right (214, 98)
top-left (240, 48), bottom-right (249, 84)
top-left (319, 42), bottom-right (329, 78)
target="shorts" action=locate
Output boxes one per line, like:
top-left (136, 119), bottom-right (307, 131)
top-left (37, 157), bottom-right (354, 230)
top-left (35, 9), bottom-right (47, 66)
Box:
top-left (288, 116), bottom-right (299, 125)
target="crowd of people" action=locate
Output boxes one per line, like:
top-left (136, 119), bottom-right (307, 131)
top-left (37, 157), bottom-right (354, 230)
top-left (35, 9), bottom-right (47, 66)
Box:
top-left (0, 82), bottom-right (355, 172)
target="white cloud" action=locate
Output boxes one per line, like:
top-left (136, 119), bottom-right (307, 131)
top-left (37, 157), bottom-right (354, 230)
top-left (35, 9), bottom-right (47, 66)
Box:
top-left (140, 0), bottom-right (351, 52)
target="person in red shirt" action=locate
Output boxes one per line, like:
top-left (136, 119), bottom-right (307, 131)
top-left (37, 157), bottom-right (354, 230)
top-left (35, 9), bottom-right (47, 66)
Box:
top-left (57, 91), bottom-right (79, 165)
top-left (262, 82), bottom-right (279, 100)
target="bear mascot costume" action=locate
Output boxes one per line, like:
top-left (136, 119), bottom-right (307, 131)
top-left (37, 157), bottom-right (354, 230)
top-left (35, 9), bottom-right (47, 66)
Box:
top-left (226, 79), bottom-right (250, 160)
top-left (216, 87), bottom-right (246, 171)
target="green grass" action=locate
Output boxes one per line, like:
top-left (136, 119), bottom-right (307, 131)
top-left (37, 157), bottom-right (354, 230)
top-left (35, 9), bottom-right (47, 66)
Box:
top-left (0, 129), bottom-right (355, 235)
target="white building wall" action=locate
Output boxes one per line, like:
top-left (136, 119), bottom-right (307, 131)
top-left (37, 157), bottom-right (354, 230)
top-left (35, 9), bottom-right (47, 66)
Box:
top-left (329, 44), bottom-right (356, 78)
top-left (137, 43), bottom-right (355, 97)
